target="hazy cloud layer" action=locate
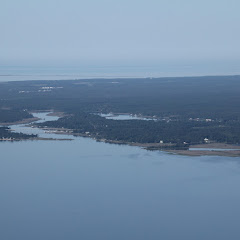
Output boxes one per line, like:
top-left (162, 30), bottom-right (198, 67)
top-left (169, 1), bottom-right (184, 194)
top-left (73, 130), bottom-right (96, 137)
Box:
top-left (1, 0), bottom-right (240, 65)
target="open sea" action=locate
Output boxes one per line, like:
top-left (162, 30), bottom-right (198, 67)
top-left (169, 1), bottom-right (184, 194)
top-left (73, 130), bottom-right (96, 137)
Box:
top-left (1, 60), bottom-right (240, 82)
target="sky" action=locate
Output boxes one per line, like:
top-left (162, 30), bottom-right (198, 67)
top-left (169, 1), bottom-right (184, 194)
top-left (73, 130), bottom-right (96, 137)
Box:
top-left (1, 0), bottom-right (240, 67)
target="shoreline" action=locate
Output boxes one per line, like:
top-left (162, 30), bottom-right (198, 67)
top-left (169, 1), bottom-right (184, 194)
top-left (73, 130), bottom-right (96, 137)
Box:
top-left (3, 111), bottom-right (240, 157)
top-left (0, 117), bottom-right (40, 126)
top-left (189, 143), bottom-right (240, 149)
top-left (167, 149), bottom-right (240, 157)
top-left (35, 137), bottom-right (73, 141)
top-left (32, 126), bottom-right (240, 157)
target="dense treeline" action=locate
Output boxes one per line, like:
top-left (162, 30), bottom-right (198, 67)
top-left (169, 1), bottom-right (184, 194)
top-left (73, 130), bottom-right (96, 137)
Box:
top-left (38, 112), bottom-right (240, 144)
top-left (0, 127), bottom-right (37, 140)
top-left (1, 76), bottom-right (240, 144)
top-left (1, 76), bottom-right (240, 120)
top-left (0, 109), bottom-right (33, 123)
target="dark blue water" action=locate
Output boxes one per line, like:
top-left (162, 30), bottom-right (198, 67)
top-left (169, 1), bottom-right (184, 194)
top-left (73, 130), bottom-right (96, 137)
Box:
top-left (1, 113), bottom-right (240, 240)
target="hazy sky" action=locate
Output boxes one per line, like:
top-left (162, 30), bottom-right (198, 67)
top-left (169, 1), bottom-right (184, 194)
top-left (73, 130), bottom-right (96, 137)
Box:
top-left (1, 0), bottom-right (240, 66)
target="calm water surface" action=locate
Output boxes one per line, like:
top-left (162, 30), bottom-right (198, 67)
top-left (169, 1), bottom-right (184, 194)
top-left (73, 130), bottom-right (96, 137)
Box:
top-left (1, 113), bottom-right (240, 240)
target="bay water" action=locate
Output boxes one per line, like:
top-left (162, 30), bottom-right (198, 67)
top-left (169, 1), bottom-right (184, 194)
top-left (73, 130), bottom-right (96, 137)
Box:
top-left (0, 113), bottom-right (240, 239)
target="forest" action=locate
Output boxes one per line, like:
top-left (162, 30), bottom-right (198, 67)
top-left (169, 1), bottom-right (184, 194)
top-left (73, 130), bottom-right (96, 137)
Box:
top-left (0, 109), bottom-right (33, 123)
top-left (1, 75), bottom-right (240, 145)
top-left (0, 126), bottom-right (37, 140)
top-left (37, 112), bottom-right (240, 146)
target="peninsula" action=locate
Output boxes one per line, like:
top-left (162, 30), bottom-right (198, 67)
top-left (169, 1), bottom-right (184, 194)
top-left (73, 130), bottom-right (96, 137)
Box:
top-left (1, 76), bottom-right (240, 156)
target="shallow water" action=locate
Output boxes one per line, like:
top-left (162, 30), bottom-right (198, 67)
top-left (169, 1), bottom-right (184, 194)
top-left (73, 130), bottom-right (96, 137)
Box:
top-left (1, 113), bottom-right (240, 240)
top-left (190, 147), bottom-right (240, 151)
top-left (99, 113), bottom-right (155, 121)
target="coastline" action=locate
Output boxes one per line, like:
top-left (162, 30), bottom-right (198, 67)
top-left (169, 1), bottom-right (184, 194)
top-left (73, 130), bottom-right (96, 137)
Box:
top-left (189, 143), bottom-right (240, 149)
top-left (167, 149), bottom-right (240, 157)
top-left (0, 117), bottom-right (40, 126)
top-left (3, 111), bottom-right (240, 157)
top-left (32, 125), bottom-right (240, 157)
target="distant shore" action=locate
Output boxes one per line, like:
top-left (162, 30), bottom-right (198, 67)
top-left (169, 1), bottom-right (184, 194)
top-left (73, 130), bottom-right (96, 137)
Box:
top-left (0, 117), bottom-right (40, 126)
top-left (0, 111), bottom-right (66, 126)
